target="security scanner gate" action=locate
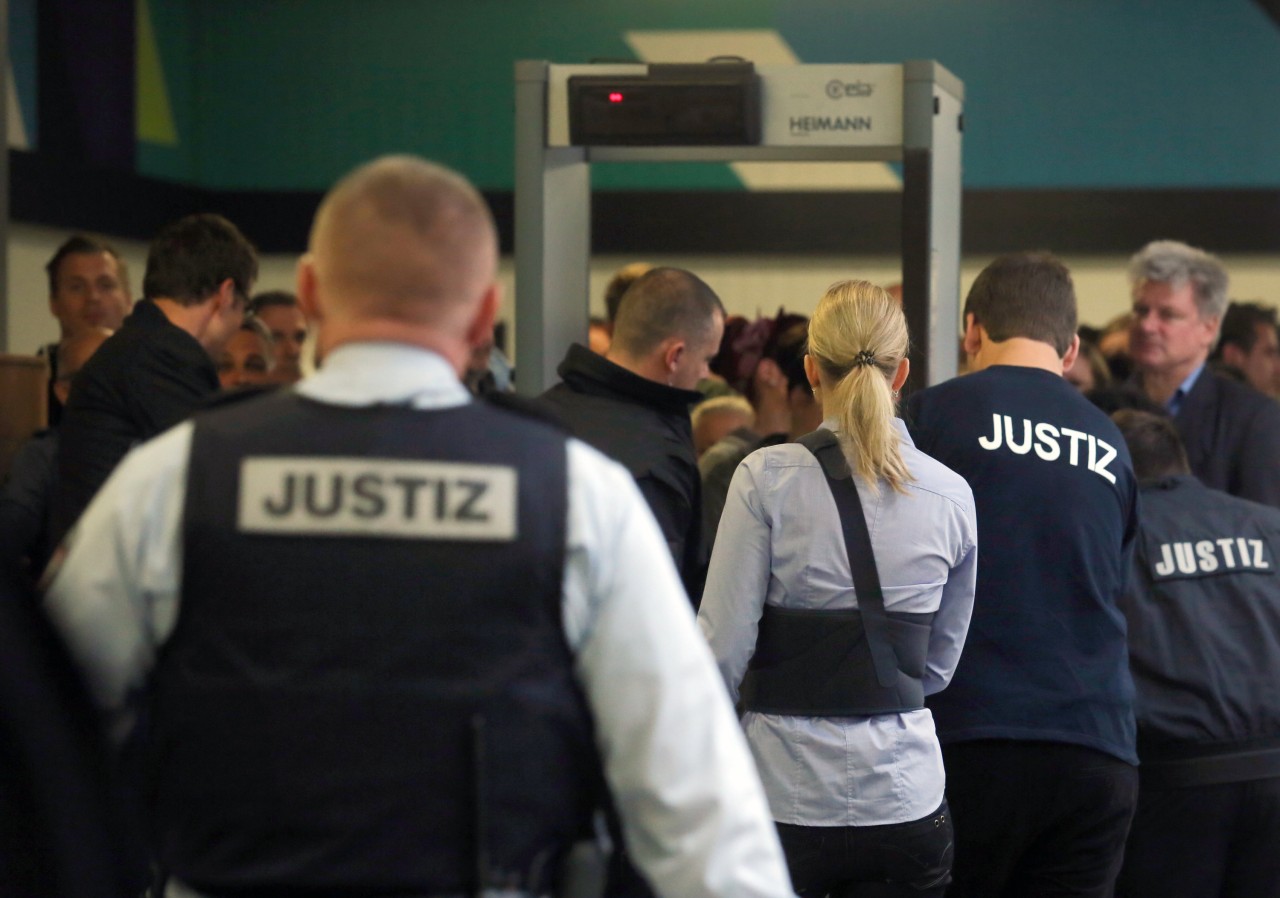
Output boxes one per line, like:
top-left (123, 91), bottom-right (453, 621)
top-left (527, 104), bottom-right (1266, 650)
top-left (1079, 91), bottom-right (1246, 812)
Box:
top-left (513, 59), bottom-right (964, 395)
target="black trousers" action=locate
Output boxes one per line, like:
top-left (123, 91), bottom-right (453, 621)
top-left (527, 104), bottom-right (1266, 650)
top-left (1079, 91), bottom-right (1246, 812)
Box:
top-left (941, 740), bottom-right (1138, 898)
top-left (1116, 775), bottom-right (1280, 898)
top-left (774, 802), bottom-right (953, 897)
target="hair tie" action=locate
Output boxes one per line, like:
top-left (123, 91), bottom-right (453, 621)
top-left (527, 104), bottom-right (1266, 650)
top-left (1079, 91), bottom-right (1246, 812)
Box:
top-left (852, 349), bottom-right (877, 368)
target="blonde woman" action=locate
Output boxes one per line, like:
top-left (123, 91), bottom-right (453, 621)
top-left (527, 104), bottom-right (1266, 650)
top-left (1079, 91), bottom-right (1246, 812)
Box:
top-left (698, 280), bottom-right (977, 897)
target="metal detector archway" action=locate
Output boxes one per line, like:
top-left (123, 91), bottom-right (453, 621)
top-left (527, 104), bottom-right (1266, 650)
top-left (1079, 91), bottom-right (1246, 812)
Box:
top-left (513, 59), bottom-right (963, 395)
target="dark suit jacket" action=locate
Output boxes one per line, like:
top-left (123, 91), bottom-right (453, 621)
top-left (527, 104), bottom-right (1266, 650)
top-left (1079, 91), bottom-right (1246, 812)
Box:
top-left (53, 300), bottom-right (219, 543)
top-left (1175, 367), bottom-right (1280, 508)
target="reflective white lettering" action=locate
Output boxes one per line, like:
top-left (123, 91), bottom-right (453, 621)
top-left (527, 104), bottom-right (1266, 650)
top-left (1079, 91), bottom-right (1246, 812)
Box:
top-left (979, 413), bottom-right (1003, 450)
top-left (1060, 428), bottom-right (1087, 467)
top-left (239, 457), bottom-right (517, 540)
top-left (1154, 543), bottom-right (1176, 577)
top-left (1252, 539), bottom-right (1269, 569)
top-left (1172, 542), bottom-right (1197, 574)
top-left (1217, 537), bottom-right (1237, 568)
top-left (1195, 540), bottom-right (1219, 573)
top-left (1004, 416), bottom-right (1032, 455)
top-left (1033, 422), bottom-right (1061, 461)
top-left (1092, 439), bottom-right (1118, 485)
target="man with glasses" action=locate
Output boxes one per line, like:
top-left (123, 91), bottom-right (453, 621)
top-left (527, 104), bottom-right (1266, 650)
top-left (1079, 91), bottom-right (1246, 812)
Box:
top-left (53, 213), bottom-right (258, 545)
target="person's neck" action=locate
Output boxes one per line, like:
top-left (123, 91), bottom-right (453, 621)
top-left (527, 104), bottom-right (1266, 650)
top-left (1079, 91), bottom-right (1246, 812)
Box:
top-left (151, 297), bottom-right (216, 354)
top-left (1139, 358), bottom-right (1203, 406)
top-left (970, 337), bottom-right (1065, 375)
top-left (319, 319), bottom-right (471, 376)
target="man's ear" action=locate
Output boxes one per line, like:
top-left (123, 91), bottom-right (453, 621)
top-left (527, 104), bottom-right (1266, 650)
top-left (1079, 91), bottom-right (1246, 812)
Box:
top-left (211, 278), bottom-right (237, 314)
top-left (295, 254), bottom-right (322, 322)
top-left (663, 338), bottom-right (686, 376)
top-left (1060, 333), bottom-right (1081, 374)
top-left (465, 283), bottom-right (501, 348)
top-left (961, 313), bottom-right (982, 357)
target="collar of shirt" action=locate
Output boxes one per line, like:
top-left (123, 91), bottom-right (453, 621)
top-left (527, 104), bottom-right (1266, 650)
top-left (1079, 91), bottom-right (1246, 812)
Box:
top-left (294, 342), bottom-right (472, 410)
top-left (1166, 363), bottom-right (1205, 417)
top-left (818, 416), bottom-right (917, 446)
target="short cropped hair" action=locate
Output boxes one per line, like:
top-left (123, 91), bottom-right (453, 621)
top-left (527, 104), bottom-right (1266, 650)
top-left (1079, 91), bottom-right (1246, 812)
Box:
top-left (964, 252), bottom-right (1077, 355)
top-left (1211, 301), bottom-right (1278, 359)
top-left (604, 262), bottom-right (653, 323)
top-left (1128, 240), bottom-right (1229, 321)
top-left (611, 268), bottom-right (724, 358)
top-left (142, 213), bottom-right (259, 307)
top-left (1111, 409), bottom-right (1190, 481)
top-left (248, 290), bottom-right (299, 315)
top-left (690, 394), bottom-right (755, 430)
top-left (46, 234), bottom-right (129, 297)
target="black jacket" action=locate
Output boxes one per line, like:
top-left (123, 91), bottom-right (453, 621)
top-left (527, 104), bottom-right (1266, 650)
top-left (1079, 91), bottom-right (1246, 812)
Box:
top-left (539, 344), bottom-right (706, 605)
top-left (1122, 474), bottom-right (1280, 785)
top-left (53, 300), bottom-right (219, 543)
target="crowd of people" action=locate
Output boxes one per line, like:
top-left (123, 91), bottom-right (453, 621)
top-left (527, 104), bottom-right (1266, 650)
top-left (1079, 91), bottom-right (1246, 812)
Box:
top-left (1, 154), bottom-right (1278, 898)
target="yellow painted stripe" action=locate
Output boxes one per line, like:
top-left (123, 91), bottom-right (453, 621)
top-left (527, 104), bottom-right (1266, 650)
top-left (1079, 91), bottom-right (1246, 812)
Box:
top-left (136, 0), bottom-right (178, 145)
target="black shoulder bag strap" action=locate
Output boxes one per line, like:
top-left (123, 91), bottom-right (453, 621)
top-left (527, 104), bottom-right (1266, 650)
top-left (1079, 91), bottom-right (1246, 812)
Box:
top-left (796, 429), bottom-right (900, 689)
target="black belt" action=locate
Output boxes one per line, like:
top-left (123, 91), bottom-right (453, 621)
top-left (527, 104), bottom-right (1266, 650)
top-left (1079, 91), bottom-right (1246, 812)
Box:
top-left (1138, 743), bottom-right (1280, 788)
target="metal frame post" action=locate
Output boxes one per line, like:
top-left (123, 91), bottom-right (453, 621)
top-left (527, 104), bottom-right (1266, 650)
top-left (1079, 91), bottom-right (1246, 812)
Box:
top-left (902, 61), bottom-right (964, 388)
top-left (515, 60), bottom-right (963, 395)
top-left (513, 60), bottom-right (591, 395)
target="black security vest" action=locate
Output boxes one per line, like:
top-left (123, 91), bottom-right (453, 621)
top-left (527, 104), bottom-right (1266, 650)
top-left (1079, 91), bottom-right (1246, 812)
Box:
top-left (739, 430), bottom-right (933, 716)
top-left (152, 392), bottom-right (600, 895)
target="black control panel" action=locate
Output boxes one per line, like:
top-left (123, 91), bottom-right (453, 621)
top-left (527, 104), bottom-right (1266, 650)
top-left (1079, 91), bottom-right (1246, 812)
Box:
top-left (567, 62), bottom-right (761, 146)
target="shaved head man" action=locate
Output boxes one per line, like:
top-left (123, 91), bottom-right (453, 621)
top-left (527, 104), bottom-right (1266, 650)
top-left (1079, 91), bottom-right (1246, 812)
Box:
top-left (298, 157), bottom-right (499, 361)
top-left (540, 266), bottom-right (726, 611)
top-left (46, 156), bottom-right (792, 898)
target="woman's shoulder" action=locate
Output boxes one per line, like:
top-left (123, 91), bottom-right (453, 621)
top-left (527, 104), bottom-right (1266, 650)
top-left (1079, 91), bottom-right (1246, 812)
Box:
top-left (743, 440), bottom-right (821, 472)
top-left (901, 442), bottom-right (975, 512)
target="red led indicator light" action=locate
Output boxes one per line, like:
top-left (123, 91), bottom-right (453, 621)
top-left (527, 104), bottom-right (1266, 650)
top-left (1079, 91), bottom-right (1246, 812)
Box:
top-left (608, 92), bottom-right (624, 103)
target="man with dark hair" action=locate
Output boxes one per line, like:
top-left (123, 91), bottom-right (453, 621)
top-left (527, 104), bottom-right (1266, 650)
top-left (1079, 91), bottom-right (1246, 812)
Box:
top-left (1109, 410), bottom-right (1280, 898)
top-left (904, 252), bottom-right (1140, 898)
top-left (39, 234), bottom-right (132, 424)
top-left (1209, 300), bottom-right (1280, 397)
top-left (53, 213), bottom-right (258, 543)
top-left (540, 267), bottom-right (725, 607)
top-left (248, 290), bottom-right (308, 383)
top-left (699, 314), bottom-right (821, 550)
top-left (1128, 240), bottom-right (1280, 506)
top-left (44, 156), bottom-right (791, 898)
top-left (44, 235), bottom-right (132, 338)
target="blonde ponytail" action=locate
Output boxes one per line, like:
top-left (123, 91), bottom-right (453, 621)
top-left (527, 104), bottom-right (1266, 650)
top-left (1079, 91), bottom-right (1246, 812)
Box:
top-left (807, 280), bottom-right (911, 494)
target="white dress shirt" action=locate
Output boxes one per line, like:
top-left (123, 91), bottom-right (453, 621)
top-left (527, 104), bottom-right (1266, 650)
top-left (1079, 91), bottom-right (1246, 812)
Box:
top-left (699, 419), bottom-right (978, 827)
top-left (46, 341), bottom-right (796, 898)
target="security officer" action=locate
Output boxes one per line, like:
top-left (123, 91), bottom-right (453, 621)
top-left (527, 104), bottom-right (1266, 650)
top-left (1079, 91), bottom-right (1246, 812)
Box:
top-left (44, 156), bottom-right (794, 898)
top-left (1111, 410), bottom-right (1280, 898)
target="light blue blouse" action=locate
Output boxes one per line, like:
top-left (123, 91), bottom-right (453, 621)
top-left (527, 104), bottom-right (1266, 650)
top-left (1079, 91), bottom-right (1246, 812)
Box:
top-left (699, 419), bottom-right (978, 826)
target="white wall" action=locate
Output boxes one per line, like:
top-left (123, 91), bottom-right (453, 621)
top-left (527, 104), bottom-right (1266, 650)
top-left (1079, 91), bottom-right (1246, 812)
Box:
top-left (5, 223), bottom-right (301, 354)
top-left (8, 223), bottom-right (1279, 358)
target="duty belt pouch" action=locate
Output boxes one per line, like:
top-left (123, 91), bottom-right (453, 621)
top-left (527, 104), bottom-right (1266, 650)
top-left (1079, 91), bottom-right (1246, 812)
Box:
top-left (738, 429), bottom-right (931, 716)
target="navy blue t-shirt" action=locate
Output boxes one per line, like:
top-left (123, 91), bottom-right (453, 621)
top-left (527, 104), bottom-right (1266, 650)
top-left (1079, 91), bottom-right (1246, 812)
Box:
top-left (905, 365), bottom-right (1139, 764)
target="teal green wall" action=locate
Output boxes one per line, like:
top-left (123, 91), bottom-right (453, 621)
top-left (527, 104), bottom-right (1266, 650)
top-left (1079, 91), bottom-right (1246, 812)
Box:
top-left (15, 0), bottom-right (1280, 191)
